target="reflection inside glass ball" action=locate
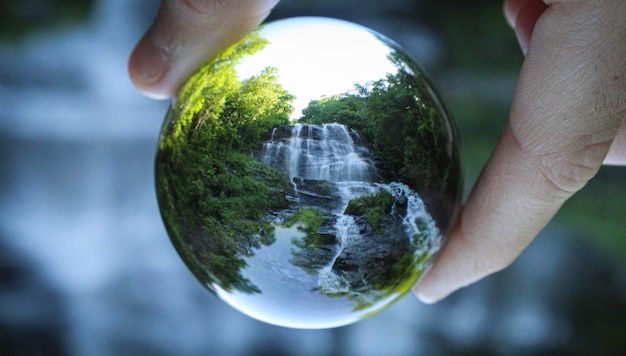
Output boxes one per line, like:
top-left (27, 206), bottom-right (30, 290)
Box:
top-left (155, 17), bottom-right (461, 329)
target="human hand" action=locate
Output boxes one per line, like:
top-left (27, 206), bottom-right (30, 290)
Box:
top-left (128, 0), bottom-right (626, 304)
top-left (413, 0), bottom-right (626, 302)
top-left (128, 0), bottom-right (279, 99)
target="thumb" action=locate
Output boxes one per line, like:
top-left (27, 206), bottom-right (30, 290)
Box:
top-left (128, 0), bottom-right (279, 99)
top-left (414, 0), bottom-right (626, 303)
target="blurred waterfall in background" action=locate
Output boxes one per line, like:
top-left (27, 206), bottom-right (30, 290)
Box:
top-left (1, 0), bottom-right (625, 355)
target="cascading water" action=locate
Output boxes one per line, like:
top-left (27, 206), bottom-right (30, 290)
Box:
top-left (1, 0), bottom-right (614, 352)
top-left (262, 123), bottom-right (376, 185)
top-left (260, 123), bottom-right (440, 293)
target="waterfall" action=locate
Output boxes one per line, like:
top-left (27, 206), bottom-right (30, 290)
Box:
top-left (2, 0), bottom-right (597, 352)
top-left (380, 182), bottom-right (440, 253)
top-left (263, 123), bottom-right (376, 184)
top-left (261, 123), bottom-right (380, 218)
top-left (262, 123), bottom-right (375, 291)
top-left (260, 123), bottom-right (440, 293)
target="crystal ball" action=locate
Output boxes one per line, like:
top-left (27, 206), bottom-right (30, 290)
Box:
top-left (155, 17), bottom-right (461, 329)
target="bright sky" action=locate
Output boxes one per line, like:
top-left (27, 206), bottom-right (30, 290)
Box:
top-left (236, 17), bottom-right (398, 120)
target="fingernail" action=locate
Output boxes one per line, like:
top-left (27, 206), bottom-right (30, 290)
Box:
top-left (502, 0), bottom-right (520, 28)
top-left (132, 29), bottom-right (170, 84)
top-left (413, 267), bottom-right (439, 304)
top-left (515, 27), bottom-right (529, 55)
top-left (416, 292), bottom-right (438, 305)
top-left (514, 0), bottom-right (549, 56)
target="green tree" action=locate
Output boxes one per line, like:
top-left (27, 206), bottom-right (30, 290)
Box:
top-left (300, 94), bottom-right (361, 128)
top-left (156, 29), bottom-right (297, 295)
top-left (223, 67), bottom-right (295, 151)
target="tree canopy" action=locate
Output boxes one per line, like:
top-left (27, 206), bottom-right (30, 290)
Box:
top-left (156, 29), bottom-right (296, 295)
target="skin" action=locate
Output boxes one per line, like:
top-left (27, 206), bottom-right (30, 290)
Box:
top-left (129, 0), bottom-right (626, 303)
top-left (128, 0), bottom-right (280, 99)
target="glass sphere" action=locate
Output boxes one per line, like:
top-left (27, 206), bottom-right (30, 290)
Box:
top-left (155, 17), bottom-right (461, 329)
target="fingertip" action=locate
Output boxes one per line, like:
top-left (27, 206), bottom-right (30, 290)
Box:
top-left (128, 28), bottom-right (174, 100)
top-left (411, 241), bottom-right (455, 304)
top-left (411, 218), bottom-right (509, 304)
top-left (128, 0), bottom-right (281, 100)
top-left (503, 0), bottom-right (548, 55)
top-left (413, 277), bottom-right (445, 304)
top-left (514, 0), bottom-right (548, 55)
top-left (604, 124), bottom-right (626, 166)
top-left (412, 265), bottom-right (436, 303)
top-left (412, 263), bottom-right (453, 304)
top-left (414, 292), bottom-right (438, 305)
top-left (503, 0), bottom-right (528, 28)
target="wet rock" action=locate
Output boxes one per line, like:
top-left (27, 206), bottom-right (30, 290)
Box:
top-left (332, 217), bottom-right (409, 289)
top-left (292, 177), bottom-right (342, 210)
top-left (291, 243), bottom-right (338, 274)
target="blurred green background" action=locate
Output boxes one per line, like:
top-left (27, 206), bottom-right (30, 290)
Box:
top-left (3, 2), bottom-right (623, 242)
top-left (1, 0), bottom-right (624, 355)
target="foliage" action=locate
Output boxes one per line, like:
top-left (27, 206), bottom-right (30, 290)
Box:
top-left (285, 207), bottom-right (327, 249)
top-left (299, 44), bottom-right (461, 231)
top-left (300, 95), bottom-right (362, 129)
top-left (156, 29), bottom-right (296, 294)
top-left (344, 191), bottom-right (393, 233)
